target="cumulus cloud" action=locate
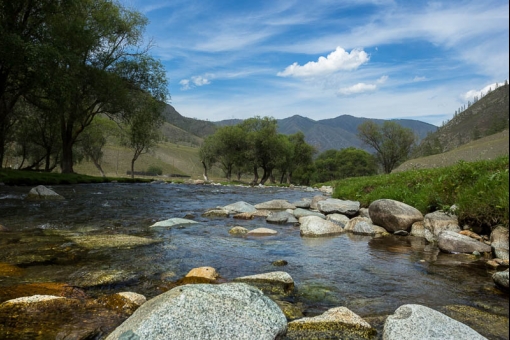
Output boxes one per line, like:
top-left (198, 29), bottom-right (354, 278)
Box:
top-left (462, 81), bottom-right (507, 101)
top-left (277, 47), bottom-right (369, 77)
top-left (337, 83), bottom-right (377, 96)
top-left (337, 75), bottom-right (388, 96)
top-left (180, 75), bottom-right (212, 90)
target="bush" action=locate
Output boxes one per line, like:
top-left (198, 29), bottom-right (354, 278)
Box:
top-left (146, 165), bottom-right (163, 176)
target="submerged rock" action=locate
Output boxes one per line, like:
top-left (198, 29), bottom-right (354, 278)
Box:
top-left (286, 306), bottom-right (376, 339)
top-left (68, 234), bottom-right (160, 249)
top-left (233, 271), bottom-right (295, 296)
top-left (185, 266), bottom-right (219, 281)
top-left (26, 185), bottom-right (65, 200)
top-left (441, 305), bottom-right (509, 340)
top-left (229, 226), bottom-right (249, 235)
top-left (267, 211), bottom-right (294, 224)
top-left (383, 304), bottom-right (487, 340)
top-left (105, 283), bottom-right (287, 340)
top-left (202, 209), bottom-right (229, 218)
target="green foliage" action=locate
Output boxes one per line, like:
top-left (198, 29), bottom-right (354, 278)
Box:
top-left (147, 165), bottom-right (163, 175)
top-left (357, 121), bottom-right (416, 173)
top-left (333, 156), bottom-right (509, 230)
top-left (315, 147), bottom-right (378, 183)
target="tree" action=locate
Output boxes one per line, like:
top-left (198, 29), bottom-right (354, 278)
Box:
top-left (29, 0), bottom-right (168, 173)
top-left (76, 116), bottom-right (119, 177)
top-left (122, 94), bottom-right (164, 178)
top-left (280, 132), bottom-right (315, 184)
top-left (0, 0), bottom-right (60, 167)
top-left (357, 121), bottom-right (416, 173)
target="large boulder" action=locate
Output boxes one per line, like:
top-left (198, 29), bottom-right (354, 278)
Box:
top-left (106, 283), bottom-right (287, 340)
top-left (26, 185), bottom-right (64, 200)
top-left (492, 269), bottom-right (509, 290)
top-left (490, 226), bottom-right (509, 260)
top-left (233, 271), bottom-right (294, 296)
top-left (317, 198), bottom-right (360, 216)
top-left (383, 304), bottom-right (487, 340)
top-left (255, 199), bottom-right (295, 210)
top-left (292, 198), bottom-right (312, 209)
top-left (368, 199), bottom-right (423, 233)
top-left (437, 231), bottom-right (492, 254)
top-left (286, 306), bottom-right (376, 339)
top-left (223, 201), bottom-right (257, 214)
top-left (299, 216), bottom-right (344, 237)
top-left (423, 211), bottom-right (460, 242)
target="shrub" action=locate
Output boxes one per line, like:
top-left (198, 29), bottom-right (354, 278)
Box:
top-left (146, 165), bottom-right (163, 176)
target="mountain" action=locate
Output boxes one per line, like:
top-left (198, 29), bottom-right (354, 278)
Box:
top-left (215, 114), bottom-right (437, 153)
top-left (160, 104), bottom-right (218, 146)
top-left (414, 83), bottom-right (509, 157)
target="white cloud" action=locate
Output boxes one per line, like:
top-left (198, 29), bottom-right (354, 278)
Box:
top-left (179, 75), bottom-right (212, 90)
top-left (377, 75), bottom-right (389, 84)
top-left (462, 81), bottom-right (507, 101)
top-left (413, 76), bottom-right (427, 82)
top-left (277, 47), bottom-right (369, 77)
top-left (337, 83), bottom-right (377, 96)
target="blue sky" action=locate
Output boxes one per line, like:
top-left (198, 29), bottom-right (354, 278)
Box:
top-left (120, 0), bottom-right (509, 126)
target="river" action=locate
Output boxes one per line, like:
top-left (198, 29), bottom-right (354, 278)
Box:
top-left (0, 182), bottom-right (508, 339)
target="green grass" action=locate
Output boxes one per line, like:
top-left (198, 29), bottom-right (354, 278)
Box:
top-left (332, 156), bottom-right (509, 230)
top-left (0, 168), bottom-right (153, 186)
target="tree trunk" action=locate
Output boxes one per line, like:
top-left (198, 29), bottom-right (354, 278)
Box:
top-left (269, 171), bottom-right (276, 184)
top-left (250, 165), bottom-right (259, 186)
top-left (93, 159), bottom-right (105, 177)
top-left (201, 161), bottom-right (209, 181)
top-left (260, 167), bottom-right (270, 185)
top-left (236, 171), bottom-right (241, 181)
top-left (131, 158), bottom-right (135, 179)
top-left (286, 171), bottom-right (292, 185)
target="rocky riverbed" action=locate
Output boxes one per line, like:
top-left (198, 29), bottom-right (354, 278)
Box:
top-left (0, 182), bottom-right (508, 339)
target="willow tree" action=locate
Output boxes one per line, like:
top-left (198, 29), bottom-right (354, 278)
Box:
top-left (32, 0), bottom-right (168, 173)
top-left (357, 121), bottom-right (416, 173)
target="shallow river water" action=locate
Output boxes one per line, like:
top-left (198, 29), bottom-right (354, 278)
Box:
top-left (0, 182), bottom-right (508, 339)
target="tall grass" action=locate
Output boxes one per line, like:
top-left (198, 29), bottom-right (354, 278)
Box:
top-left (332, 156), bottom-right (509, 230)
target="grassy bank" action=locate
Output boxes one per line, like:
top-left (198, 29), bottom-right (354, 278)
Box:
top-left (332, 156), bottom-right (509, 230)
top-left (0, 169), bottom-right (154, 186)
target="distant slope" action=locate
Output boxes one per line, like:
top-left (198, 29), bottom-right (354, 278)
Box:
top-left (414, 84), bottom-right (509, 156)
top-left (162, 104), bottom-right (217, 140)
top-left (216, 114), bottom-right (437, 153)
top-left (394, 129), bottom-right (509, 172)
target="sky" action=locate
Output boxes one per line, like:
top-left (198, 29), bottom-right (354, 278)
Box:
top-left (119, 0), bottom-right (509, 126)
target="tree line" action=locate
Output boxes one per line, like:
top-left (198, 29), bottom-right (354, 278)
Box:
top-left (0, 0), bottom-right (168, 175)
top-left (200, 117), bottom-right (416, 185)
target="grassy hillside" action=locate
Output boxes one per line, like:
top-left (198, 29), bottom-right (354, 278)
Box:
top-left (333, 156), bottom-right (509, 231)
top-left (395, 129), bottom-right (509, 172)
top-left (415, 84), bottom-right (509, 156)
top-left (74, 142), bottom-right (224, 180)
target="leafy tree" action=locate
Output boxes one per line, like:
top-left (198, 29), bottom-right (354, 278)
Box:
top-left (199, 136), bottom-right (218, 181)
top-left (0, 0), bottom-right (60, 167)
top-left (28, 0), bottom-right (168, 173)
top-left (357, 121), bottom-right (416, 173)
top-left (279, 132), bottom-right (315, 184)
top-left (122, 94), bottom-right (165, 178)
top-left (76, 116), bottom-right (119, 177)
